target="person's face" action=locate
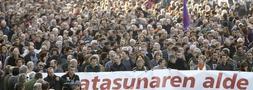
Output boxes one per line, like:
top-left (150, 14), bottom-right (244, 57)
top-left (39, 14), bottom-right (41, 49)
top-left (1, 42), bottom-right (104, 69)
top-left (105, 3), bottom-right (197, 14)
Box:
top-left (16, 60), bottom-right (23, 67)
top-left (221, 55), bottom-right (228, 62)
top-left (2, 47), bottom-right (7, 53)
top-left (1, 20), bottom-right (6, 27)
top-left (155, 53), bottom-right (161, 60)
top-left (52, 51), bottom-right (58, 55)
top-left (68, 68), bottom-right (75, 76)
top-left (136, 57), bottom-right (144, 67)
top-left (50, 61), bottom-right (56, 67)
top-left (212, 53), bottom-right (219, 60)
top-left (238, 47), bottom-right (244, 54)
top-left (114, 55), bottom-right (121, 64)
top-left (38, 63), bottom-right (45, 70)
top-left (47, 68), bottom-right (54, 76)
top-left (247, 53), bottom-right (253, 59)
top-left (198, 56), bottom-right (205, 64)
top-left (160, 60), bottom-right (167, 67)
top-left (90, 58), bottom-right (98, 66)
top-left (29, 47), bottom-right (35, 53)
top-left (13, 48), bottom-right (20, 55)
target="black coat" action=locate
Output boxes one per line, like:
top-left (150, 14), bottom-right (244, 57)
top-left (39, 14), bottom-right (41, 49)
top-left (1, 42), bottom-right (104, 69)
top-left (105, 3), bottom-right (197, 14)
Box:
top-left (61, 73), bottom-right (80, 90)
top-left (44, 75), bottom-right (62, 90)
top-left (110, 63), bottom-right (127, 71)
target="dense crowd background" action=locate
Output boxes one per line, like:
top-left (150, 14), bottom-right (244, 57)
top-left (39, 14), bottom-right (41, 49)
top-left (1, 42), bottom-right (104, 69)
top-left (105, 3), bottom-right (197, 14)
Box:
top-left (0, 0), bottom-right (253, 90)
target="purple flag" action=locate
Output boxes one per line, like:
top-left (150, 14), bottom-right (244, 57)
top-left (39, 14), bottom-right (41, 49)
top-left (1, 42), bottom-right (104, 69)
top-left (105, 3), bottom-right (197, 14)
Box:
top-left (183, 0), bottom-right (190, 32)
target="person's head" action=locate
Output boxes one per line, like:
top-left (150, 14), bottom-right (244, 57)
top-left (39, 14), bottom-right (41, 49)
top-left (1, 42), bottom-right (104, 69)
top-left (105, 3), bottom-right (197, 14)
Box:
top-left (34, 72), bottom-right (43, 80)
top-left (68, 66), bottom-right (76, 76)
top-left (153, 51), bottom-right (162, 60)
top-left (47, 67), bottom-right (54, 77)
top-left (18, 73), bottom-right (27, 83)
top-left (49, 59), bottom-right (57, 68)
top-left (192, 48), bottom-right (201, 57)
top-left (19, 65), bottom-right (28, 74)
top-left (33, 83), bottom-right (42, 90)
top-left (70, 59), bottom-right (78, 68)
top-left (51, 48), bottom-right (59, 55)
top-left (197, 55), bottom-right (206, 64)
top-left (37, 62), bottom-right (45, 70)
top-left (153, 42), bottom-right (161, 51)
top-left (122, 51), bottom-right (130, 59)
top-left (0, 19), bottom-right (6, 28)
top-left (16, 58), bottom-right (24, 67)
top-left (220, 54), bottom-right (229, 63)
top-left (246, 53), bottom-right (253, 60)
top-left (4, 65), bottom-right (12, 75)
top-left (12, 47), bottom-right (20, 56)
top-left (67, 55), bottom-right (73, 63)
top-left (158, 59), bottom-right (167, 67)
top-left (89, 55), bottom-right (99, 66)
top-left (136, 55), bottom-right (145, 67)
top-left (240, 62), bottom-right (248, 71)
top-left (27, 61), bottom-right (34, 71)
top-left (113, 54), bottom-right (121, 65)
top-left (237, 46), bottom-right (245, 54)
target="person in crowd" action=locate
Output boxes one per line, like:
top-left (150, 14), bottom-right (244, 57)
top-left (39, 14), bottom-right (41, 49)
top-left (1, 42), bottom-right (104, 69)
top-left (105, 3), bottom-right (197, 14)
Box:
top-left (153, 58), bottom-right (168, 69)
top-left (24, 73), bottom-right (43, 90)
top-left (61, 66), bottom-right (80, 90)
top-left (149, 50), bottom-right (163, 69)
top-left (26, 61), bottom-right (35, 80)
top-left (110, 54), bottom-right (127, 71)
top-left (8, 67), bottom-right (19, 90)
top-left (24, 45), bottom-right (39, 64)
top-left (244, 52), bottom-right (253, 71)
top-left (216, 54), bottom-right (235, 71)
top-left (206, 52), bottom-right (219, 70)
top-left (133, 55), bottom-right (148, 71)
top-left (14, 73), bottom-right (27, 90)
top-left (194, 55), bottom-right (211, 70)
top-left (85, 54), bottom-right (104, 72)
top-left (49, 59), bottom-right (63, 72)
top-left (3, 65), bottom-right (12, 90)
top-left (5, 47), bottom-right (22, 66)
top-left (0, 61), bottom-right (4, 90)
top-left (121, 50), bottom-right (134, 71)
top-left (44, 67), bottom-right (62, 90)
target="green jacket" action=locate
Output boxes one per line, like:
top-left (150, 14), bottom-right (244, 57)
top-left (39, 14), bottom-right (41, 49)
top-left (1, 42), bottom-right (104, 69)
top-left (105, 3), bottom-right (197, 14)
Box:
top-left (24, 79), bottom-right (37, 90)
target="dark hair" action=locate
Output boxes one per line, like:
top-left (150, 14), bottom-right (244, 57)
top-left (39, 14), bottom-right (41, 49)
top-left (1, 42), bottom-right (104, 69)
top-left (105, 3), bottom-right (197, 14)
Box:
top-left (34, 73), bottom-right (43, 79)
top-left (158, 59), bottom-right (165, 65)
top-left (42, 81), bottom-right (49, 90)
top-left (12, 67), bottom-right (20, 76)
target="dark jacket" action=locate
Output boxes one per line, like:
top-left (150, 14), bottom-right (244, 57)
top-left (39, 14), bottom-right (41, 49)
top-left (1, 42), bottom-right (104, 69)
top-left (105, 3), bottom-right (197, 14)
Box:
top-left (86, 65), bottom-right (101, 72)
top-left (110, 63), bottom-right (127, 71)
top-left (8, 75), bottom-right (19, 90)
top-left (216, 62), bottom-right (234, 71)
top-left (3, 74), bottom-right (11, 90)
top-left (44, 74), bottom-right (62, 90)
top-left (61, 73), bottom-right (80, 90)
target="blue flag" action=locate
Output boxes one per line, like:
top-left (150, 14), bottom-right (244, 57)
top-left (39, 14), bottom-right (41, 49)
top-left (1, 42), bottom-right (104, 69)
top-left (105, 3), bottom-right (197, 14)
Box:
top-left (183, 0), bottom-right (190, 32)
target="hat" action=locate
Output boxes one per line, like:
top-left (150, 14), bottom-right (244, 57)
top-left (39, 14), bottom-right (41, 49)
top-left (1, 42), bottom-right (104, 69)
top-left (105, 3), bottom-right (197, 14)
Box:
top-left (222, 48), bottom-right (230, 56)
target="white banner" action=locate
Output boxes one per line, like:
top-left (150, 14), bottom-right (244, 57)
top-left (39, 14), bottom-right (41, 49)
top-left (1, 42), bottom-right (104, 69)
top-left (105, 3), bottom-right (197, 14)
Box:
top-left (43, 70), bottom-right (253, 90)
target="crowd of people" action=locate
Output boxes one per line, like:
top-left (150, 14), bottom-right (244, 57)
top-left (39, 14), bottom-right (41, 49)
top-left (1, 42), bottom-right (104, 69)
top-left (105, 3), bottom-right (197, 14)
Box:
top-left (0, 0), bottom-right (253, 90)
